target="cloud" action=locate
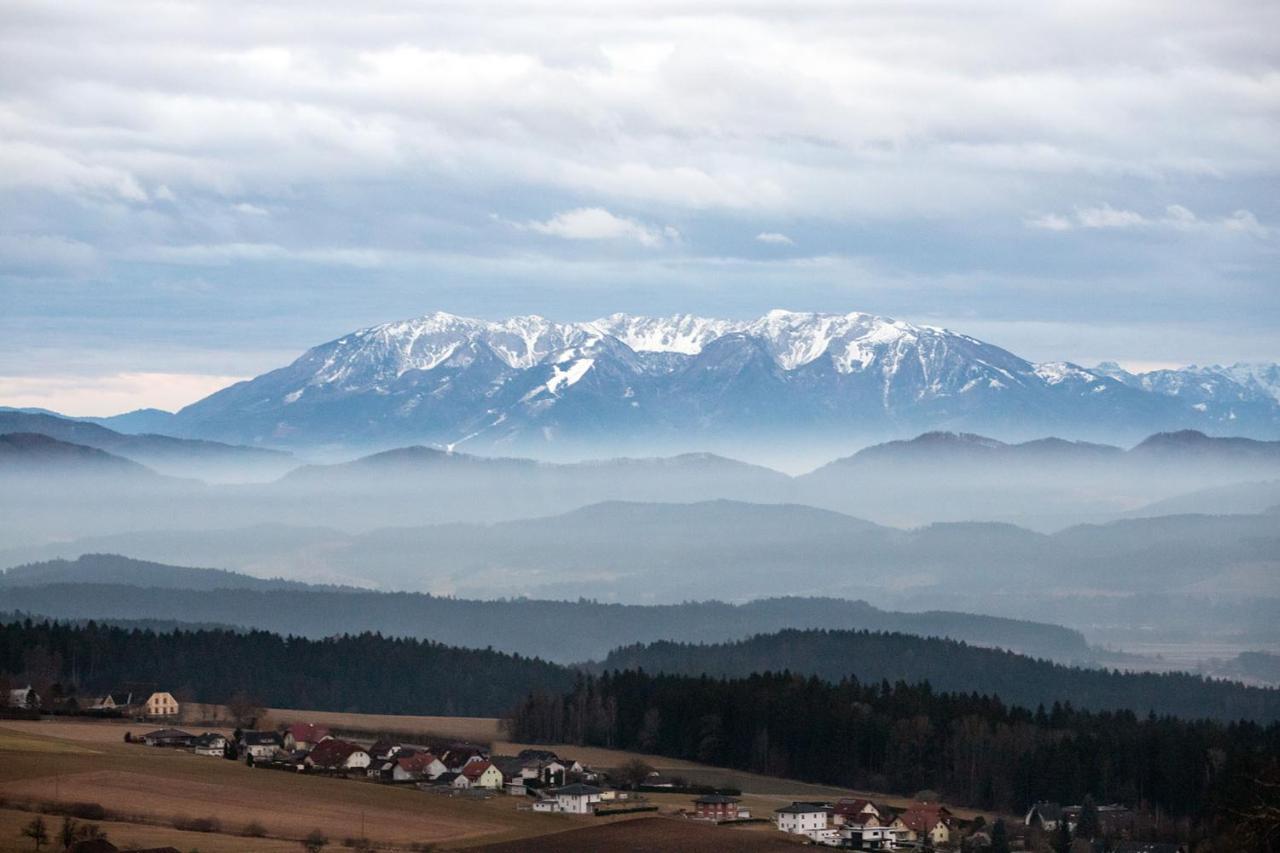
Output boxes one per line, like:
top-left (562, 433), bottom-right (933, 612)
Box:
top-left (1027, 204), bottom-right (1270, 237)
top-left (755, 232), bottom-right (796, 246)
top-left (522, 208), bottom-right (679, 247)
top-left (0, 371), bottom-right (246, 416)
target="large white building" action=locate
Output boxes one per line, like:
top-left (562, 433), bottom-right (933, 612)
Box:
top-left (775, 802), bottom-right (833, 835)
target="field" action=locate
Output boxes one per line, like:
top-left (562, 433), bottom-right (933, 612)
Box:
top-left (0, 715), bottom-right (997, 852)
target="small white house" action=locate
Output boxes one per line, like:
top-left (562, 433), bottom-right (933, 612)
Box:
top-left (553, 783), bottom-right (604, 814)
top-left (192, 732), bottom-right (228, 757)
top-left (143, 691), bottom-right (180, 717)
top-left (7, 685), bottom-right (39, 710)
top-left (775, 802), bottom-right (832, 835)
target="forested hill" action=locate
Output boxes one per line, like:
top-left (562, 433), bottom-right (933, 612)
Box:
top-left (595, 629), bottom-right (1280, 722)
top-left (0, 619), bottom-right (573, 717)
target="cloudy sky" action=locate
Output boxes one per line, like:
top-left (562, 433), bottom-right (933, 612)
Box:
top-left (2, 0), bottom-right (1277, 414)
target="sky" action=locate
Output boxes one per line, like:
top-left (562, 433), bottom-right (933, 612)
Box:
top-left (1, 0), bottom-right (1277, 414)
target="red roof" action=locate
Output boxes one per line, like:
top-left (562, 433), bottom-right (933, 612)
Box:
top-left (462, 759), bottom-right (494, 780)
top-left (835, 798), bottom-right (879, 816)
top-left (396, 752), bottom-right (439, 773)
top-left (307, 738), bottom-right (365, 768)
top-left (288, 722), bottom-right (331, 743)
top-left (900, 805), bottom-right (951, 833)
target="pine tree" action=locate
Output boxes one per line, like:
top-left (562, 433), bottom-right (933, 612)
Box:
top-left (991, 818), bottom-right (1010, 853)
top-left (1076, 794), bottom-right (1100, 840)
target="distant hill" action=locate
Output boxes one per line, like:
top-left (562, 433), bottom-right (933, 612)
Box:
top-left (1128, 480), bottom-right (1280, 517)
top-left (0, 432), bottom-right (157, 478)
top-left (0, 553), bottom-right (1092, 663)
top-left (0, 554), bottom-right (324, 592)
top-left (0, 410), bottom-right (294, 481)
top-left (594, 628), bottom-right (1280, 722)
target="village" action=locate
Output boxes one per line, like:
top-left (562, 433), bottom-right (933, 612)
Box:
top-left (0, 684), bottom-right (1187, 853)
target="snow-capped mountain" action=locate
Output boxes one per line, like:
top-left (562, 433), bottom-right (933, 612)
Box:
top-left (169, 310), bottom-right (1280, 451)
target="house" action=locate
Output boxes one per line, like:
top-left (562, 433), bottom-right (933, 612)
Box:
top-left (840, 821), bottom-right (901, 851)
top-left (142, 728), bottom-right (195, 747)
top-left (551, 783), bottom-right (604, 814)
top-left (389, 751), bottom-right (447, 781)
top-left (833, 798), bottom-right (882, 825)
top-left (775, 802), bottom-right (833, 835)
top-left (90, 692), bottom-right (133, 711)
top-left (450, 771), bottom-right (473, 789)
top-left (241, 730), bottom-right (284, 759)
top-left (368, 738), bottom-right (400, 761)
top-left (462, 759), bottom-right (505, 789)
top-left (284, 722), bottom-right (331, 752)
top-left (693, 793), bottom-right (741, 821)
top-left (143, 691), bottom-right (179, 717)
top-left (7, 685), bottom-right (40, 710)
top-left (900, 805), bottom-right (953, 846)
top-left (306, 738), bottom-right (371, 772)
top-left (192, 732), bottom-right (228, 756)
top-left (1026, 802), bottom-right (1064, 831)
top-left (434, 770), bottom-right (462, 787)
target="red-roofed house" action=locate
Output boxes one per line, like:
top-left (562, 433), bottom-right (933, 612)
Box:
top-left (833, 798), bottom-right (882, 825)
top-left (305, 738), bottom-right (370, 772)
top-left (900, 805), bottom-right (953, 847)
top-left (391, 752), bottom-right (447, 782)
top-left (461, 759), bottom-right (504, 789)
top-left (284, 723), bottom-right (331, 752)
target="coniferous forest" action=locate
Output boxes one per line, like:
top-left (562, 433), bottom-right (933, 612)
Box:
top-left (509, 670), bottom-right (1280, 835)
top-left (0, 619), bottom-right (574, 716)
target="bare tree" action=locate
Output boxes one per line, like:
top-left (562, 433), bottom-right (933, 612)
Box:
top-left (301, 828), bottom-right (329, 852)
top-left (618, 758), bottom-right (655, 789)
top-left (21, 816), bottom-right (48, 851)
top-left (226, 690), bottom-right (264, 727)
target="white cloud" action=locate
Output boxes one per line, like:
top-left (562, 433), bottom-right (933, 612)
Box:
top-left (522, 207), bottom-right (679, 247)
top-left (1027, 204), bottom-right (1270, 236)
top-left (755, 232), bottom-right (796, 246)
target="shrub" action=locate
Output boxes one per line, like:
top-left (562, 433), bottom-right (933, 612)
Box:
top-left (242, 821), bottom-right (267, 837)
top-left (172, 815), bottom-right (221, 833)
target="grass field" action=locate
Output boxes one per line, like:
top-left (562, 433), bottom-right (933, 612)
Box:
top-left (469, 815), bottom-right (808, 851)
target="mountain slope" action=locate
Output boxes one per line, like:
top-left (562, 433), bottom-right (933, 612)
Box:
top-left (0, 410), bottom-right (294, 481)
top-left (0, 433), bottom-right (158, 478)
top-left (165, 310), bottom-right (1280, 451)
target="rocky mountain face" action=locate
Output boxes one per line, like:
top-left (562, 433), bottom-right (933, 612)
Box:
top-left (163, 310), bottom-right (1280, 451)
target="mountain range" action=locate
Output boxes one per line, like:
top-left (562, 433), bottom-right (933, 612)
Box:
top-left (73, 309), bottom-right (1280, 454)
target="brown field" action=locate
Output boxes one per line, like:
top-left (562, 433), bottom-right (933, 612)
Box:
top-left (0, 714), bottom-right (1001, 851)
top-left (0, 807), bottom-right (300, 853)
top-left (470, 816), bottom-right (806, 851)
top-left (265, 707), bottom-right (504, 744)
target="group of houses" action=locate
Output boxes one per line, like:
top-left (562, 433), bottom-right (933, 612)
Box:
top-left (6, 684), bottom-right (181, 719)
top-left (772, 798), bottom-right (965, 849)
top-left (131, 720), bottom-right (624, 810)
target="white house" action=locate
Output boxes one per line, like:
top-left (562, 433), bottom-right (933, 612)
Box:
top-left (306, 739), bottom-right (371, 771)
top-left (389, 752), bottom-right (447, 782)
top-left (7, 685), bottom-right (39, 710)
top-left (462, 760), bottom-right (505, 789)
top-left (241, 730), bottom-right (283, 759)
top-left (552, 783), bottom-right (604, 814)
top-left (775, 802), bottom-right (833, 835)
top-left (192, 732), bottom-right (228, 757)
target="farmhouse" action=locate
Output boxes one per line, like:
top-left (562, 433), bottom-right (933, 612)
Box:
top-left (1026, 801), bottom-right (1064, 831)
top-left (241, 730), bottom-right (284, 759)
top-left (693, 793), bottom-right (741, 821)
top-left (462, 759), bottom-right (505, 789)
top-left (143, 691), bottom-right (180, 717)
top-left (900, 805), bottom-right (952, 846)
top-left (387, 751), bottom-right (447, 781)
top-left (90, 691), bottom-right (133, 711)
top-left (551, 783), bottom-right (604, 814)
top-left (834, 798), bottom-right (882, 824)
top-left (775, 802), bottom-right (833, 835)
top-left (192, 732), bottom-right (228, 756)
top-left (306, 738), bottom-right (371, 771)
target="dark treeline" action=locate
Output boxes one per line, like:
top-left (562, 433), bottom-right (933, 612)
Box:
top-left (510, 670), bottom-right (1280, 834)
top-left (595, 629), bottom-right (1280, 722)
top-left (0, 619), bottom-right (574, 716)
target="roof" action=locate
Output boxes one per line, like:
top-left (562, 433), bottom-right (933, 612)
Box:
top-left (518, 748), bottom-right (559, 761)
top-left (554, 783), bottom-right (603, 796)
top-left (396, 752), bottom-right (439, 773)
top-left (775, 801), bottom-right (831, 815)
top-left (694, 794), bottom-right (740, 805)
top-left (192, 732), bottom-right (226, 747)
top-left (462, 759), bottom-right (496, 780)
top-left (899, 805), bottom-right (951, 833)
top-left (68, 841), bottom-right (120, 853)
top-left (435, 771), bottom-right (461, 783)
top-left (241, 730), bottom-right (282, 746)
top-left (144, 728), bottom-right (193, 739)
top-left (307, 738), bottom-right (367, 767)
top-left (287, 722), bottom-right (331, 742)
top-left (835, 798), bottom-right (879, 816)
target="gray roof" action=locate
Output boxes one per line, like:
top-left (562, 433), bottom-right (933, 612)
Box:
top-left (554, 783), bottom-right (603, 796)
top-left (775, 801), bottom-right (831, 815)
